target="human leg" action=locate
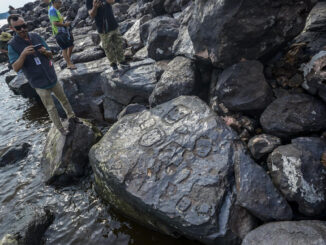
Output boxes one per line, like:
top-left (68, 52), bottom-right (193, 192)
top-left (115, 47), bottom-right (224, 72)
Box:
top-left (35, 87), bottom-right (65, 132)
top-left (50, 82), bottom-right (75, 119)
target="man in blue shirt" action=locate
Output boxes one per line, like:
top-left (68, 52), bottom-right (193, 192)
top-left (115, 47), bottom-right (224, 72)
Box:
top-left (7, 14), bottom-right (75, 136)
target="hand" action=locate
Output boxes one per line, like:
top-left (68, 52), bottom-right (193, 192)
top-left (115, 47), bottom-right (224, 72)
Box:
top-left (64, 22), bottom-right (71, 27)
top-left (106, 0), bottom-right (115, 4)
top-left (37, 46), bottom-right (47, 54)
top-left (93, 0), bottom-right (102, 8)
top-left (21, 45), bottom-right (35, 57)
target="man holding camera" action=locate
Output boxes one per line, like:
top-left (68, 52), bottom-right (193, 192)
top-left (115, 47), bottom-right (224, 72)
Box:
top-left (86, 0), bottom-right (127, 70)
top-left (7, 14), bottom-right (76, 136)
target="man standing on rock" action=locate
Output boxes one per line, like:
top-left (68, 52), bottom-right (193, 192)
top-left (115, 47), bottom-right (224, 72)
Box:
top-left (7, 14), bottom-right (76, 135)
top-left (49, 0), bottom-right (76, 70)
top-left (86, 0), bottom-right (127, 70)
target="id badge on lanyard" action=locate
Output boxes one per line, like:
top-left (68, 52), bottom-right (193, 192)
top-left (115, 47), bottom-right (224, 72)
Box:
top-left (34, 57), bottom-right (41, 65)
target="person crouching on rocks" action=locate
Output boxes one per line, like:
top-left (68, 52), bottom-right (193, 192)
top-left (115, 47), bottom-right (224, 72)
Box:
top-left (7, 14), bottom-right (76, 136)
top-left (86, 0), bottom-right (128, 70)
top-left (49, 0), bottom-right (76, 70)
top-left (0, 31), bottom-right (12, 54)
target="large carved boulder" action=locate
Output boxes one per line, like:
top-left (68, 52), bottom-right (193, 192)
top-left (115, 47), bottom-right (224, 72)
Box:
top-left (149, 56), bottom-right (196, 106)
top-left (189, 0), bottom-right (315, 68)
top-left (260, 94), bottom-right (326, 138)
top-left (242, 220), bottom-right (326, 245)
top-left (42, 119), bottom-right (100, 187)
top-left (89, 96), bottom-right (262, 244)
top-left (268, 137), bottom-right (326, 216)
top-left (213, 60), bottom-right (273, 112)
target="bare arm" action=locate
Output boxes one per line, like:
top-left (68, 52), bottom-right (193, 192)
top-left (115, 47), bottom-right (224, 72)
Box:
top-left (106, 0), bottom-right (115, 3)
top-left (89, 0), bottom-right (101, 19)
top-left (12, 46), bottom-right (35, 72)
top-left (38, 47), bottom-right (53, 59)
top-left (53, 21), bottom-right (70, 27)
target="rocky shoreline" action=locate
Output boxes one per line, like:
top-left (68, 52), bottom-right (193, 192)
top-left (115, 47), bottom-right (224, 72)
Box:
top-left (1, 0), bottom-right (326, 244)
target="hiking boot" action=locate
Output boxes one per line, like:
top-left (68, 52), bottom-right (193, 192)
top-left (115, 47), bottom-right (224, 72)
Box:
top-left (118, 61), bottom-right (129, 70)
top-left (110, 63), bottom-right (118, 71)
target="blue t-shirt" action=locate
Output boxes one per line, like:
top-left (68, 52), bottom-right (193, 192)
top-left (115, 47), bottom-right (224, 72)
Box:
top-left (8, 35), bottom-right (50, 64)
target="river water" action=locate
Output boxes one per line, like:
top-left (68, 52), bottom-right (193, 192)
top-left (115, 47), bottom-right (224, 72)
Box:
top-left (0, 64), bottom-right (200, 245)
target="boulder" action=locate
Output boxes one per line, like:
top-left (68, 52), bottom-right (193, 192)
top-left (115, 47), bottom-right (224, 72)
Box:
top-left (303, 51), bottom-right (326, 102)
top-left (0, 143), bottom-right (31, 167)
top-left (295, 2), bottom-right (326, 57)
top-left (100, 59), bottom-right (163, 106)
top-left (89, 96), bottom-right (260, 244)
top-left (0, 208), bottom-right (54, 245)
top-left (267, 137), bottom-right (326, 216)
top-left (71, 47), bottom-right (106, 64)
top-left (189, 0), bottom-right (316, 68)
top-left (234, 142), bottom-right (292, 221)
top-left (8, 73), bottom-right (38, 99)
top-left (42, 119), bottom-right (99, 187)
top-left (248, 134), bottom-right (281, 160)
top-left (172, 3), bottom-right (195, 59)
top-left (242, 220), bottom-right (326, 245)
top-left (214, 60), bottom-right (273, 112)
top-left (140, 16), bottom-right (179, 61)
top-left (260, 94), bottom-right (326, 138)
top-left (149, 56), bottom-right (196, 106)
top-left (57, 57), bottom-right (112, 121)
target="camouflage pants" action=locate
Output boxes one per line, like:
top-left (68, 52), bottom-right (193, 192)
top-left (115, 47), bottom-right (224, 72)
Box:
top-left (100, 29), bottom-right (124, 64)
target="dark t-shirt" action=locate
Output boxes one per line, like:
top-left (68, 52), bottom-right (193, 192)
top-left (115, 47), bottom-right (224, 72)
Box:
top-left (86, 0), bottom-right (118, 34)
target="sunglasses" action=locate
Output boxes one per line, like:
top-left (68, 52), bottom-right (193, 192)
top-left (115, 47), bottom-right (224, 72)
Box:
top-left (13, 24), bottom-right (27, 31)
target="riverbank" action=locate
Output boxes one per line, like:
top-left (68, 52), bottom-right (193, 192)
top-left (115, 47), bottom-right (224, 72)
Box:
top-left (1, 0), bottom-right (326, 244)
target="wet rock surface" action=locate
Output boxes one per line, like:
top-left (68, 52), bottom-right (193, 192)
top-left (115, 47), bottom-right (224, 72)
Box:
top-left (0, 208), bottom-right (54, 245)
top-left (234, 142), bottom-right (292, 221)
top-left (42, 119), bottom-right (99, 187)
top-left (189, 0), bottom-right (315, 68)
top-left (214, 60), bottom-right (273, 112)
top-left (89, 96), bottom-right (261, 244)
top-left (267, 137), bottom-right (326, 216)
top-left (242, 220), bottom-right (326, 245)
top-left (149, 56), bottom-right (196, 106)
top-left (0, 143), bottom-right (31, 167)
top-left (260, 94), bottom-right (326, 138)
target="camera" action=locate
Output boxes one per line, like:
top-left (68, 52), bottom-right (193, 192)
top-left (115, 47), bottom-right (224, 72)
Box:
top-left (33, 44), bottom-right (43, 50)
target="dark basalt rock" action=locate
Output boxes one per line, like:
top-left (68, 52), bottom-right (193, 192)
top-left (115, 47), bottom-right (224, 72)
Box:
top-left (89, 96), bottom-right (260, 244)
top-left (42, 119), bottom-right (99, 187)
top-left (234, 142), bottom-right (293, 221)
top-left (242, 220), bottom-right (326, 245)
top-left (248, 134), bottom-right (281, 160)
top-left (149, 56), bottom-right (196, 106)
top-left (58, 58), bottom-right (111, 121)
top-left (303, 51), bottom-right (326, 102)
top-left (140, 16), bottom-right (179, 61)
top-left (0, 208), bottom-right (54, 245)
top-left (260, 94), bottom-right (326, 138)
top-left (214, 60), bottom-right (273, 112)
top-left (100, 59), bottom-right (163, 106)
top-left (189, 0), bottom-right (316, 68)
top-left (295, 2), bottom-right (326, 57)
top-left (267, 137), bottom-right (326, 216)
top-left (8, 73), bottom-right (38, 99)
top-left (0, 143), bottom-right (31, 167)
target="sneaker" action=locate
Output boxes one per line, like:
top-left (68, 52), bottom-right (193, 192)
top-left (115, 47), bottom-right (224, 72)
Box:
top-left (110, 63), bottom-right (118, 71)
